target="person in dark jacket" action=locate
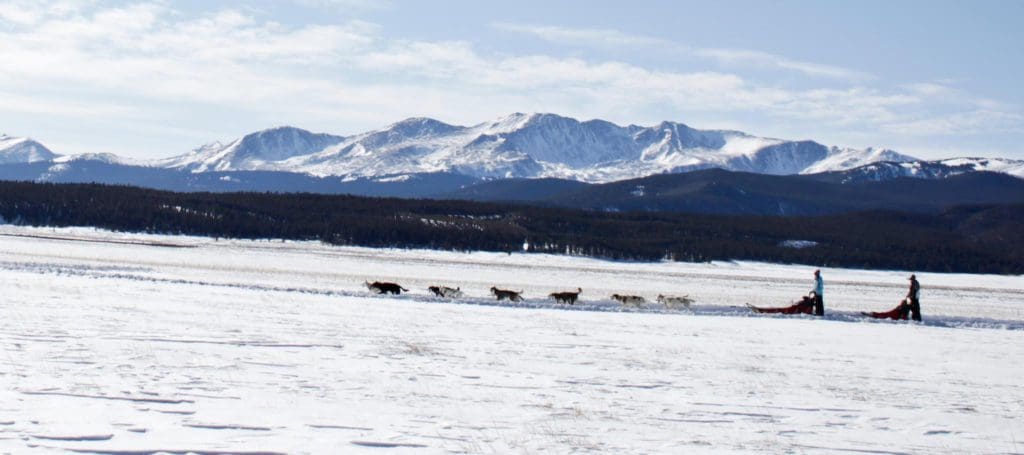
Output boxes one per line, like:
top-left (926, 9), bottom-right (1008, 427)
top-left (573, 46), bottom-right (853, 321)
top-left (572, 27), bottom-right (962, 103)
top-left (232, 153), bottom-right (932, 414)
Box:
top-left (906, 274), bottom-right (922, 321)
top-left (811, 269), bottom-right (825, 316)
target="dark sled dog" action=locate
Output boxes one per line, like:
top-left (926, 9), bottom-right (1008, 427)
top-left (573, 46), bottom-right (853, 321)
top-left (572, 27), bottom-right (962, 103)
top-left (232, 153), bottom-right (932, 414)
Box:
top-left (365, 280), bottom-right (409, 295)
top-left (490, 286), bottom-right (523, 302)
top-left (549, 288), bottom-right (582, 305)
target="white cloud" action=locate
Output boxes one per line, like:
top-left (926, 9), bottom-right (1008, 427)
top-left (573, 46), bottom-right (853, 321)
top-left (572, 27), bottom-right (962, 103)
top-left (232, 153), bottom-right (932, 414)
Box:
top-left (692, 47), bottom-right (873, 81)
top-left (0, 0), bottom-right (98, 26)
top-left (289, 0), bottom-right (392, 11)
top-left (882, 110), bottom-right (1024, 136)
top-left (0, 3), bottom-right (41, 25)
top-left (0, 3), bottom-right (378, 104)
top-left (492, 23), bottom-right (665, 47)
top-left (493, 22), bottom-right (873, 81)
top-left (904, 82), bottom-right (955, 97)
top-left (0, 90), bottom-right (138, 118)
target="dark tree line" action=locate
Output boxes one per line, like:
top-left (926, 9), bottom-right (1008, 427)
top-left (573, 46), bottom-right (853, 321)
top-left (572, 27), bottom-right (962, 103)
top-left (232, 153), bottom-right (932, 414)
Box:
top-left (0, 181), bottom-right (1020, 274)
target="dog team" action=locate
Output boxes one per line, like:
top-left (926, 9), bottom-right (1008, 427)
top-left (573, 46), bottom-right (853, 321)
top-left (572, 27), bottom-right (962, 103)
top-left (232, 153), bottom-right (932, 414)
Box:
top-left (364, 280), bottom-right (693, 309)
top-left (368, 269), bottom-right (925, 321)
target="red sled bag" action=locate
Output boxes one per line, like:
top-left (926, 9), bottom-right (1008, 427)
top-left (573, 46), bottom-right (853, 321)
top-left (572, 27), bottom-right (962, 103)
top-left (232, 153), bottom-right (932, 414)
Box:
top-left (862, 299), bottom-right (910, 320)
top-left (747, 294), bottom-right (815, 315)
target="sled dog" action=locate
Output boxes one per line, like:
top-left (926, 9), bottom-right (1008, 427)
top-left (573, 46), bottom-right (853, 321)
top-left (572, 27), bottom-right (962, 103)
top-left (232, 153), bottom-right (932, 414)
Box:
top-left (657, 294), bottom-right (693, 309)
top-left (549, 288), bottom-right (582, 305)
top-left (365, 280), bottom-right (408, 295)
top-left (611, 294), bottom-right (646, 307)
top-left (428, 285), bottom-right (463, 298)
top-left (490, 287), bottom-right (523, 302)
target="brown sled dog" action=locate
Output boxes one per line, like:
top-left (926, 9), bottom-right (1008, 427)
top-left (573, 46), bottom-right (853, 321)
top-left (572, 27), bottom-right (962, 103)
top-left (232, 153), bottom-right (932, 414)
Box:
top-left (365, 280), bottom-right (409, 295)
top-left (549, 288), bottom-right (582, 305)
top-left (490, 286), bottom-right (523, 302)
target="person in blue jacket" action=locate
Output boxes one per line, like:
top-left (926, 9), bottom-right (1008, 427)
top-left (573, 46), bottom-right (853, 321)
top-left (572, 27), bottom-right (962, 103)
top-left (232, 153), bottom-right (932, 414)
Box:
top-left (811, 269), bottom-right (825, 316)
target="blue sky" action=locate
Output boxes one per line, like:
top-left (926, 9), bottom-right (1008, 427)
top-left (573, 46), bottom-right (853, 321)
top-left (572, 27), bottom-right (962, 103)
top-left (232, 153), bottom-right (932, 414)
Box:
top-left (1, 0), bottom-right (1021, 160)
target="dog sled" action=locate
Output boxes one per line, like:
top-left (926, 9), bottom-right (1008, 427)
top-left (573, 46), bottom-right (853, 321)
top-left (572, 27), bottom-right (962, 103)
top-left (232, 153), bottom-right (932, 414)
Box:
top-left (861, 299), bottom-right (910, 320)
top-left (746, 293), bottom-right (816, 315)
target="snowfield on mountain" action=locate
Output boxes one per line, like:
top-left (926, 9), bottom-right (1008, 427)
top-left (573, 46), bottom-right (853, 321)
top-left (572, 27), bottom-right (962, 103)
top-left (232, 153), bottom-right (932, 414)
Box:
top-left (0, 225), bottom-right (1021, 454)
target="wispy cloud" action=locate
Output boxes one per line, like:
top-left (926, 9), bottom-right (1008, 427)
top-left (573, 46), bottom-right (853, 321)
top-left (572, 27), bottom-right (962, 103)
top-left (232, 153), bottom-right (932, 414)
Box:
top-left (0, 90), bottom-right (138, 119)
top-left (289, 0), bottom-right (392, 11)
top-left (882, 110), bottom-right (1024, 136)
top-left (492, 22), bottom-right (665, 47)
top-left (0, 0), bottom-right (96, 26)
top-left (692, 47), bottom-right (873, 81)
top-left (493, 22), bottom-right (872, 81)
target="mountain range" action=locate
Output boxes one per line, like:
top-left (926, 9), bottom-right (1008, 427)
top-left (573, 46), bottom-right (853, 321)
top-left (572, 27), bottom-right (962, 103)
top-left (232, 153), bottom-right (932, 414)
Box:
top-left (150, 113), bottom-right (922, 181)
top-left (2, 113), bottom-right (1023, 215)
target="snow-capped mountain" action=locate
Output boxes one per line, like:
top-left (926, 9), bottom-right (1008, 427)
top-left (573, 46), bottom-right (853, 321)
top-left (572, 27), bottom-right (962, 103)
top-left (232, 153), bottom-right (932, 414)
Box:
top-left (0, 134), bottom-right (59, 164)
top-left (934, 157), bottom-right (1024, 178)
top-left (153, 114), bottom-right (919, 182)
top-left (825, 157), bottom-right (1024, 183)
top-left (52, 152), bottom-right (140, 166)
top-left (155, 126), bottom-right (346, 172)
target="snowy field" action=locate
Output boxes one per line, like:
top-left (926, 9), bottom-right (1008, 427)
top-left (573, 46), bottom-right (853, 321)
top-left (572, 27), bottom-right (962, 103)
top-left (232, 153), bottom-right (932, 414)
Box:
top-left (0, 225), bottom-right (1022, 454)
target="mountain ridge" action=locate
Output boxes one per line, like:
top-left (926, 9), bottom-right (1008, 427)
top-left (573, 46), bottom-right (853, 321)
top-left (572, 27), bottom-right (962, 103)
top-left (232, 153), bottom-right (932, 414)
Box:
top-left (139, 113), bottom-right (925, 182)
top-left (3, 114), bottom-right (1022, 191)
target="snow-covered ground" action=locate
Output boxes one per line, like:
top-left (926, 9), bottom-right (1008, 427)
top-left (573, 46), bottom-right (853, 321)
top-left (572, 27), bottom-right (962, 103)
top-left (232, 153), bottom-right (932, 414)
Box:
top-left (0, 225), bottom-right (1021, 454)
